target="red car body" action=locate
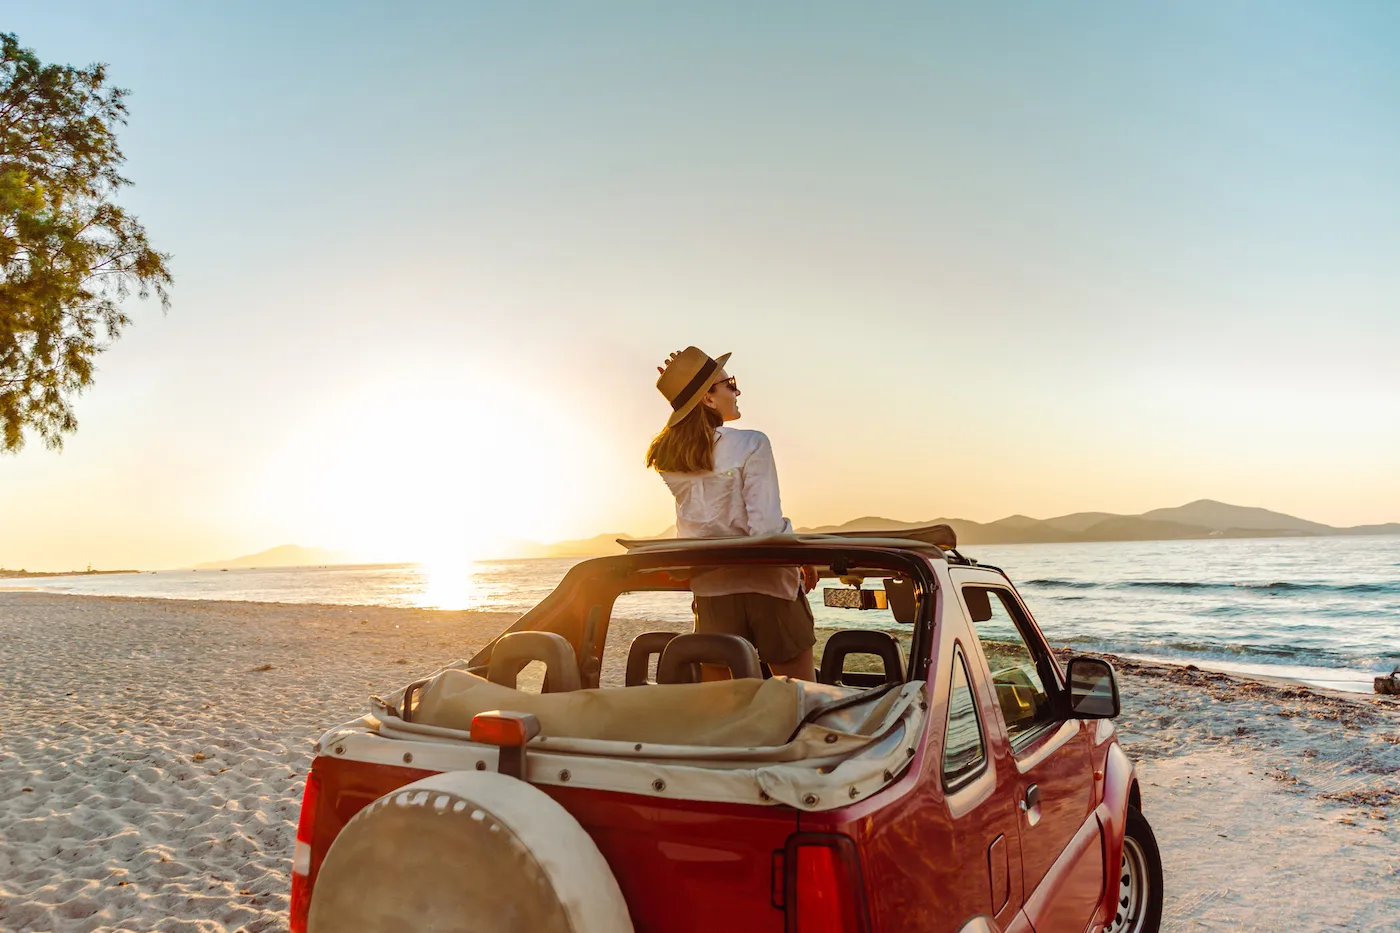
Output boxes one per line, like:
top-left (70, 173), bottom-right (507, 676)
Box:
top-left (291, 537), bottom-right (1154, 933)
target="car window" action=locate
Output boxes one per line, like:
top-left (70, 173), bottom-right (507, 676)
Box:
top-left (962, 586), bottom-right (1057, 747)
top-left (942, 648), bottom-right (986, 790)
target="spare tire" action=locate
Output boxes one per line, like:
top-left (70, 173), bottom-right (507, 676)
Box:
top-left (308, 771), bottom-right (634, 933)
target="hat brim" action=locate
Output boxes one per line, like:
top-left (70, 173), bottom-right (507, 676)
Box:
top-left (665, 351), bottom-right (731, 427)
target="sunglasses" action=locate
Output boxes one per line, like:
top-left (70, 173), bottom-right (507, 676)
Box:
top-left (711, 377), bottom-right (739, 393)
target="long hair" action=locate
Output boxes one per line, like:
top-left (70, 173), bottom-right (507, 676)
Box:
top-left (645, 404), bottom-right (724, 473)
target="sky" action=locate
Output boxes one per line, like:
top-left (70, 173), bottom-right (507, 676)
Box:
top-left (2, 2), bottom-right (1398, 570)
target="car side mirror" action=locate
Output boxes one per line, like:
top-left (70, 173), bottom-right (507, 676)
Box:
top-left (1067, 656), bottom-right (1120, 719)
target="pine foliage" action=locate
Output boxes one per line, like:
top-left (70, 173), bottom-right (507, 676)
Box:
top-left (0, 33), bottom-right (171, 452)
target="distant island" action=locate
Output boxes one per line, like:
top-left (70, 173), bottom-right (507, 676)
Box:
top-left (526, 499), bottom-right (1400, 558)
top-left (192, 544), bottom-right (354, 570)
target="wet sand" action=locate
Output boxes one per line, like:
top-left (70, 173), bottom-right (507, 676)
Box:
top-left (1, 593), bottom-right (1396, 932)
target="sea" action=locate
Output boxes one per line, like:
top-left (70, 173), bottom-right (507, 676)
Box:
top-left (7, 536), bottom-right (1398, 693)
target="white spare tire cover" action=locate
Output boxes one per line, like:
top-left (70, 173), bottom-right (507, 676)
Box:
top-left (308, 771), bottom-right (634, 933)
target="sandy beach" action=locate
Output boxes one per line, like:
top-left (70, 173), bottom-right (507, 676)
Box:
top-left (1, 592), bottom-right (1397, 932)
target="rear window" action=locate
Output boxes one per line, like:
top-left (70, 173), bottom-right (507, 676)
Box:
top-left (942, 648), bottom-right (986, 789)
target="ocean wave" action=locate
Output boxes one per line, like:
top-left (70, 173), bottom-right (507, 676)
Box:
top-left (1053, 635), bottom-right (1400, 674)
top-left (1110, 580), bottom-right (1398, 595)
top-left (1201, 603), bottom-right (1267, 616)
top-left (1153, 640), bottom-right (1306, 660)
top-left (1023, 579), bottom-right (1097, 589)
top-left (1236, 581), bottom-right (1395, 594)
top-left (1012, 577), bottom-right (1397, 596)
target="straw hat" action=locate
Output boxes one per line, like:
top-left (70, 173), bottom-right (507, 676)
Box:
top-left (656, 346), bottom-right (732, 427)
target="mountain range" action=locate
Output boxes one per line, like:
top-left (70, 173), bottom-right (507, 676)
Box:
top-left (198, 500), bottom-right (1400, 567)
top-left (527, 499), bottom-right (1400, 558)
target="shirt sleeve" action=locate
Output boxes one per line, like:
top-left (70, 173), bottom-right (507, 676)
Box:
top-left (739, 433), bottom-right (793, 536)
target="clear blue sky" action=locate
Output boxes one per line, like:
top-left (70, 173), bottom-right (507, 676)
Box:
top-left (3, 2), bottom-right (1398, 569)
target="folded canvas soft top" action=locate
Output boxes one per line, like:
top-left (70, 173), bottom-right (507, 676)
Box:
top-left (316, 664), bottom-right (929, 811)
top-left (413, 671), bottom-right (806, 748)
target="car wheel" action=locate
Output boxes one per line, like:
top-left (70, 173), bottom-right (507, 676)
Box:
top-left (1105, 805), bottom-right (1163, 933)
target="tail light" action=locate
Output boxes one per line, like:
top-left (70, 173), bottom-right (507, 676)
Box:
top-left (782, 833), bottom-right (870, 933)
top-left (470, 710), bottom-right (541, 779)
top-left (289, 769), bottom-right (322, 933)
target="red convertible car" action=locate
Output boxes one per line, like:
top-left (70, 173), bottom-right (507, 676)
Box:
top-left (290, 526), bottom-right (1163, 932)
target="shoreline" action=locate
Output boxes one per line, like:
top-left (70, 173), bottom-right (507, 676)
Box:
top-left (0, 569), bottom-right (141, 579)
top-left (1111, 650), bottom-right (1382, 696)
top-left (2, 592), bottom-right (1398, 931)
top-left (0, 588), bottom-right (1386, 696)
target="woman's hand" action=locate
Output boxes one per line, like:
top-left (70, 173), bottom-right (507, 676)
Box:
top-left (656, 350), bottom-right (683, 375)
top-left (801, 565), bottom-right (819, 593)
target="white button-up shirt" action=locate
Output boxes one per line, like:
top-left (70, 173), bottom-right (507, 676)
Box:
top-left (660, 427), bottom-right (802, 600)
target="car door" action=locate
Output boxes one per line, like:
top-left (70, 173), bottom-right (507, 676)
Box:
top-left (938, 640), bottom-right (1025, 929)
top-left (954, 575), bottom-right (1103, 933)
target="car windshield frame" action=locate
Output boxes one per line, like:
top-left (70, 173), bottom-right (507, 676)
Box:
top-left (467, 544), bottom-right (942, 685)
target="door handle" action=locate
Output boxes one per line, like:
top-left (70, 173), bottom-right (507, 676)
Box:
top-left (1020, 783), bottom-right (1041, 811)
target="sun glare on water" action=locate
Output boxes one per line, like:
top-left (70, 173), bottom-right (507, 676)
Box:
top-left (411, 558), bottom-right (483, 611)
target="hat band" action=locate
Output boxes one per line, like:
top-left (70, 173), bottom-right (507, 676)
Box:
top-left (671, 359), bottom-right (718, 410)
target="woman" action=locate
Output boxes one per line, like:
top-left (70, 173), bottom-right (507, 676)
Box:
top-left (647, 347), bottom-right (817, 680)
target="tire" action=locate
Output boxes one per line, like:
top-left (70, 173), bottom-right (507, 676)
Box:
top-left (307, 771), bottom-right (634, 933)
top-left (1105, 805), bottom-right (1163, 933)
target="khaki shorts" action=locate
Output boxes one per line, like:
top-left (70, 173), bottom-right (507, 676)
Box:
top-left (692, 591), bottom-right (816, 665)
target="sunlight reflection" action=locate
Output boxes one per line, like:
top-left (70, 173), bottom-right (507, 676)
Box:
top-left (411, 561), bottom-right (481, 611)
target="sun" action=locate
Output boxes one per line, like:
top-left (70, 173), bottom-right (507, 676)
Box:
top-left (251, 374), bottom-right (595, 565)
